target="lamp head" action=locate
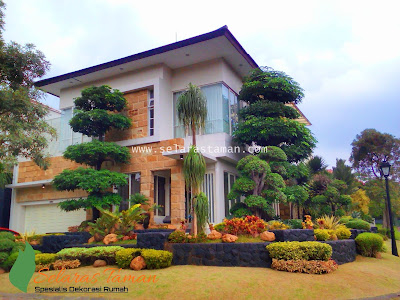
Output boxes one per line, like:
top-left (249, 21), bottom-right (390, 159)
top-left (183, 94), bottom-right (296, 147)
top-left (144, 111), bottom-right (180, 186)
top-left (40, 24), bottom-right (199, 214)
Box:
top-left (379, 161), bottom-right (391, 178)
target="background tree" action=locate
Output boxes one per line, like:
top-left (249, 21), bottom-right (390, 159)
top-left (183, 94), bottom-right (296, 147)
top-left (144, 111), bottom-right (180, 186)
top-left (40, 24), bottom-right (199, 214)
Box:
top-left (233, 67), bottom-right (316, 163)
top-left (350, 128), bottom-right (400, 228)
top-left (306, 156), bottom-right (328, 176)
top-left (53, 85), bottom-right (131, 220)
top-left (0, 1), bottom-right (55, 178)
top-left (228, 146), bottom-right (287, 218)
top-left (332, 159), bottom-right (356, 194)
top-left (177, 83), bottom-right (208, 235)
top-left (350, 188), bottom-right (370, 215)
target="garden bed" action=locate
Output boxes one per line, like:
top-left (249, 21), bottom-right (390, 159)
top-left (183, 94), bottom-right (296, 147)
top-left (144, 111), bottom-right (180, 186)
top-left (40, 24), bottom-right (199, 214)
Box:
top-left (165, 239), bottom-right (357, 268)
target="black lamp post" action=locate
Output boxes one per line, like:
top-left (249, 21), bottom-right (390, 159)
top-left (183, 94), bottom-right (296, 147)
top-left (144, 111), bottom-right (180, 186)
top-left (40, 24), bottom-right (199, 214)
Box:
top-left (379, 161), bottom-right (398, 256)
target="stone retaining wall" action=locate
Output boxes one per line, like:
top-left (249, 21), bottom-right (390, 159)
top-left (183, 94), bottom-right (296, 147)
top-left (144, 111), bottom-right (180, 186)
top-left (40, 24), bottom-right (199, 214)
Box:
top-left (165, 239), bottom-right (357, 268)
top-left (270, 229), bottom-right (314, 242)
top-left (165, 242), bottom-right (272, 268)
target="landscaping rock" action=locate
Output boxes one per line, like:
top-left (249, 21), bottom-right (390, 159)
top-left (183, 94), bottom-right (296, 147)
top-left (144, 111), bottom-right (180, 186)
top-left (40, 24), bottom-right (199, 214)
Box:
top-left (103, 234), bottom-right (118, 245)
top-left (93, 260), bottom-right (107, 267)
top-left (122, 236), bottom-right (130, 241)
top-left (0, 268), bottom-right (5, 274)
top-left (207, 230), bottom-right (222, 240)
top-left (260, 231), bottom-right (275, 242)
top-left (130, 256), bottom-right (146, 270)
top-left (94, 233), bottom-right (104, 242)
top-left (87, 237), bottom-right (95, 244)
top-left (135, 224), bottom-right (145, 230)
top-left (222, 234), bottom-right (238, 243)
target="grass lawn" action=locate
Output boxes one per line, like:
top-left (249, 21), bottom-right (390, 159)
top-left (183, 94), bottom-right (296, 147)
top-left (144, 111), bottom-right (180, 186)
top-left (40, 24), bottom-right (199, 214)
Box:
top-left (0, 240), bottom-right (399, 299)
top-left (376, 224), bottom-right (400, 240)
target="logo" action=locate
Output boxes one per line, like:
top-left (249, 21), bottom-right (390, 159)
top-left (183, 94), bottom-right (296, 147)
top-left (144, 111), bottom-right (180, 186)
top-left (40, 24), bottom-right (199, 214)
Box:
top-left (247, 142), bottom-right (267, 155)
top-left (9, 242), bottom-right (36, 293)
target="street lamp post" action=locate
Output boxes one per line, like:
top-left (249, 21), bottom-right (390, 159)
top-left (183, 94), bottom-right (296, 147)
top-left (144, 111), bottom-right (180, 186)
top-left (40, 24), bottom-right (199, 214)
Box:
top-left (380, 161), bottom-right (398, 256)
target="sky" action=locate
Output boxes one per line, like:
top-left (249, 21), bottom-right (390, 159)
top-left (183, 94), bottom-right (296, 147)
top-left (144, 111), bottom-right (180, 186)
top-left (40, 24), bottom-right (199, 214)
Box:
top-left (3, 0), bottom-right (400, 168)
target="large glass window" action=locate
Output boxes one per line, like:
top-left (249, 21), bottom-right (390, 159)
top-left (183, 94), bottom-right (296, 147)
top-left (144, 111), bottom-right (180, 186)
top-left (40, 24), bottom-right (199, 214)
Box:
top-left (118, 173), bottom-right (141, 211)
top-left (59, 108), bottom-right (90, 152)
top-left (173, 83), bottom-right (238, 138)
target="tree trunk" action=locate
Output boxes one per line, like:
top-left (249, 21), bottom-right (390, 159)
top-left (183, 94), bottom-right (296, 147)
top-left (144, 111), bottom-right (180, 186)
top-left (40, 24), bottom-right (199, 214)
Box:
top-left (191, 123), bottom-right (196, 146)
top-left (191, 193), bottom-right (198, 236)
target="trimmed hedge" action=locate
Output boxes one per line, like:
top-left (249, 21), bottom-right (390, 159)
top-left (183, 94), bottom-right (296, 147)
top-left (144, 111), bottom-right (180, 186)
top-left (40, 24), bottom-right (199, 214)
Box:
top-left (35, 254), bottom-right (58, 265)
top-left (271, 259), bottom-right (338, 274)
top-left (0, 232), bottom-right (15, 241)
top-left (141, 249), bottom-right (173, 269)
top-left (345, 219), bottom-right (370, 230)
top-left (57, 246), bottom-right (124, 265)
top-left (355, 232), bottom-right (384, 257)
top-left (266, 241), bottom-right (332, 261)
top-left (115, 248), bottom-right (172, 269)
top-left (3, 250), bottom-right (41, 270)
top-left (116, 248), bottom-right (143, 269)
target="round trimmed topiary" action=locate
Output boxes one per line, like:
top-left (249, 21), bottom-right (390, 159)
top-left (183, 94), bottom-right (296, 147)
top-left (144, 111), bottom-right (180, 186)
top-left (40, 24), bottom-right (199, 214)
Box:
top-left (345, 219), bottom-right (370, 230)
top-left (355, 232), bottom-right (384, 257)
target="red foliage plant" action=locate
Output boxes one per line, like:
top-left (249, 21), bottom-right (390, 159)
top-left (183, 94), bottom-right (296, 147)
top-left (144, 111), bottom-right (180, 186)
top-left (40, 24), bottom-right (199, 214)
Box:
top-left (223, 216), bottom-right (267, 237)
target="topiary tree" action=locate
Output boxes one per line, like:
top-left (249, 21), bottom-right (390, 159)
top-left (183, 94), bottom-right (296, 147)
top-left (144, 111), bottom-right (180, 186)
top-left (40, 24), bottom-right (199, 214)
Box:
top-left (233, 67), bottom-right (316, 163)
top-left (52, 85), bottom-right (131, 220)
top-left (228, 146), bottom-right (287, 218)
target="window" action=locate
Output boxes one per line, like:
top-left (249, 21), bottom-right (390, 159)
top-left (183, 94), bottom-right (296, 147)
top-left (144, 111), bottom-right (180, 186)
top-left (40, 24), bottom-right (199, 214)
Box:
top-left (202, 173), bottom-right (215, 223)
top-left (59, 107), bottom-right (90, 152)
top-left (173, 83), bottom-right (239, 138)
top-left (118, 173), bottom-right (141, 211)
top-left (224, 171), bottom-right (239, 217)
top-left (148, 89), bottom-right (154, 136)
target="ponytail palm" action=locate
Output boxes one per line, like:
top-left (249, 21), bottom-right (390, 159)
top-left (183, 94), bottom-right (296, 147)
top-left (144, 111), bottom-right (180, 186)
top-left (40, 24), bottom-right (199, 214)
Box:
top-left (183, 146), bottom-right (206, 235)
top-left (177, 83), bottom-right (207, 146)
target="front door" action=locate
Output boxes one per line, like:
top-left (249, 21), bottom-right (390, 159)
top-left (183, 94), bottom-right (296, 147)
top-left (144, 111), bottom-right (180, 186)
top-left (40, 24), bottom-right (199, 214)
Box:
top-left (154, 174), bottom-right (170, 224)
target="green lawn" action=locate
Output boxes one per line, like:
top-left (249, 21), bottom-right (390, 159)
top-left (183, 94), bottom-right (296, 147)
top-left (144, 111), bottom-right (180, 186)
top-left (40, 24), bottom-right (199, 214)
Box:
top-left (376, 224), bottom-right (400, 240)
top-left (1, 240), bottom-right (400, 299)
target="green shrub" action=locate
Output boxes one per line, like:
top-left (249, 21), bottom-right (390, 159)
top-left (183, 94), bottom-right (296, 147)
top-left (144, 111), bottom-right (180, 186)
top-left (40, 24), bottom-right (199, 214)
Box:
top-left (355, 233), bottom-right (384, 257)
top-left (115, 248), bottom-right (143, 268)
top-left (335, 226), bottom-right (351, 240)
top-left (214, 223), bottom-right (225, 232)
top-left (334, 209), bottom-right (345, 217)
top-left (378, 228), bottom-right (390, 238)
top-left (35, 253), bottom-right (58, 265)
top-left (141, 249), bottom-right (173, 269)
top-left (11, 242), bottom-right (26, 254)
top-left (339, 216), bottom-right (352, 224)
top-left (168, 231), bottom-right (186, 243)
top-left (314, 229), bottom-right (330, 241)
top-left (271, 258), bottom-right (338, 274)
top-left (0, 232), bottom-right (15, 241)
top-left (2, 250), bottom-right (41, 270)
top-left (266, 241), bottom-right (332, 261)
top-left (115, 248), bottom-right (172, 269)
top-left (345, 219), bottom-right (370, 230)
top-left (361, 214), bottom-right (374, 223)
top-left (285, 219), bottom-right (303, 229)
top-left (57, 246), bottom-right (124, 265)
top-left (0, 239), bottom-right (15, 252)
top-left (0, 252), bottom-right (8, 265)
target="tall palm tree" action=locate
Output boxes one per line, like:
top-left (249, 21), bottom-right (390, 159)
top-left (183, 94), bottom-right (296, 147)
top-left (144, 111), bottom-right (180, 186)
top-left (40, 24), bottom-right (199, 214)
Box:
top-left (177, 83), bottom-right (208, 235)
top-left (177, 83), bottom-right (207, 146)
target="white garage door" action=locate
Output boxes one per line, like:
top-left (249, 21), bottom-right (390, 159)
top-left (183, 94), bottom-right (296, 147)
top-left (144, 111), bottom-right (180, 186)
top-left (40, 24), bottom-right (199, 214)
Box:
top-left (25, 203), bottom-right (86, 234)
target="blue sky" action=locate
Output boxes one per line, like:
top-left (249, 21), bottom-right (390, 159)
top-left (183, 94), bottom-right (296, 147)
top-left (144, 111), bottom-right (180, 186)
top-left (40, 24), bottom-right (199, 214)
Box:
top-left (3, 0), bottom-right (400, 167)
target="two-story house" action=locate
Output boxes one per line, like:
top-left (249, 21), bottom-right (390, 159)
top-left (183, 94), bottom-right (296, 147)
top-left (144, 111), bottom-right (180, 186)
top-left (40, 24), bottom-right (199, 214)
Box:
top-left (6, 26), bottom-right (310, 234)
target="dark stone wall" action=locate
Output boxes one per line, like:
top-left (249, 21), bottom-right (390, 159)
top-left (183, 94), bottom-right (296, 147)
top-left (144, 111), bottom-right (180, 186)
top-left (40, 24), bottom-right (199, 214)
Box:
top-left (165, 242), bottom-right (272, 268)
top-left (137, 232), bottom-right (171, 250)
top-left (350, 229), bottom-right (367, 239)
top-left (36, 232), bottom-right (91, 253)
top-left (270, 229), bottom-right (314, 242)
top-left (321, 240), bottom-right (357, 265)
